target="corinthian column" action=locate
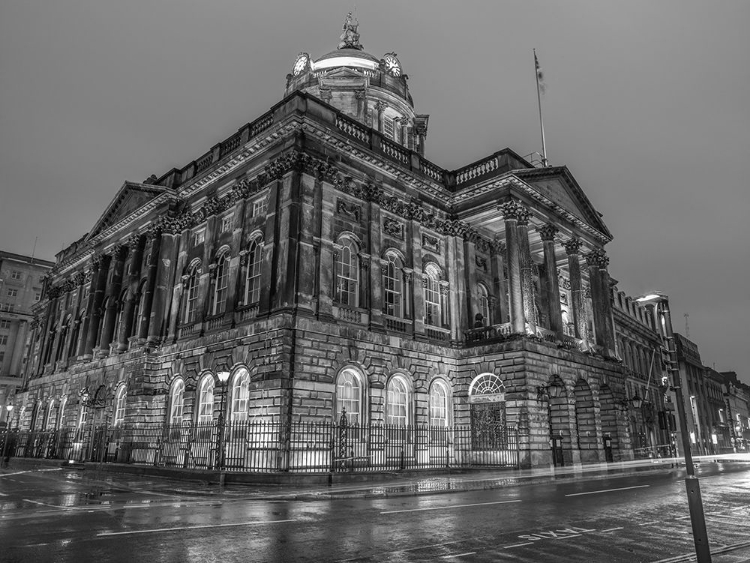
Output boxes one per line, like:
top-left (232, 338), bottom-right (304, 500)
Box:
top-left (586, 248), bottom-right (611, 354)
top-left (516, 206), bottom-right (537, 334)
top-left (564, 238), bottom-right (587, 343)
top-left (499, 201), bottom-right (525, 334)
top-left (539, 224), bottom-right (563, 338)
top-left (99, 244), bottom-right (128, 354)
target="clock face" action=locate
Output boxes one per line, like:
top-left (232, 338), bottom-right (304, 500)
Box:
top-left (293, 54), bottom-right (308, 76)
top-left (384, 54), bottom-right (401, 76)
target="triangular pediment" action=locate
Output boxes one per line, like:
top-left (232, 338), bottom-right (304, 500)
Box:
top-left (513, 167), bottom-right (612, 239)
top-left (86, 182), bottom-right (168, 240)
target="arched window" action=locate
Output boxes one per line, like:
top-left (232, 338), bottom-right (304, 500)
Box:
top-left (211, 253), bottom-right (230, 316)
top-left (386, 376), bottom-right (410, 427)
top-left (336, 239), bottom-right (359, 307)
top-left (169, 380), bottom-right (185, 426)
top-left (244, 238), bottom-right (263, 305)
top-left (183, 265), bottom-right (200, 324)
top-left (423, 265), bottom-right (441, 326)
top-left (429, 380), bottom-right (449, 427)
top-left (197, 376), bottom-right (215, 424)
top-left (383, 253), bottom-right (403, 318)
top-left (113, 386), bottom-right (127, 427)
top-left (58, 396), bottom-right (67, 428)
top-left (477, 284), bottom-right (490, 326)
top-left (230, 369), bottom-right (250, 422)
top-left (44, 400), bottom-right (55, 430)
top-left (336, 368), bottom-right (363, 425)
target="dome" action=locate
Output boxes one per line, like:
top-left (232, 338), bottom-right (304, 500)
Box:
top-left (313, 48), bottom-right (381, 72)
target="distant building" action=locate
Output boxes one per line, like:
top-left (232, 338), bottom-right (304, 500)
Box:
top-left (612, 286), bottom-right (673, 458)
top-left (0, 250), bottom-right (54, 421)
top-left (721, 371), bottom-right (750, 451)
top-left (15, 15), bottom-right (648, 469)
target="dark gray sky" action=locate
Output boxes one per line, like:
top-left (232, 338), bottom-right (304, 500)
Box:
top-left (1, 1), bottom-right (748, 381)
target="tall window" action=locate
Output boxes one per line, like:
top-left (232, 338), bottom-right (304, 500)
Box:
top-left (244, 239), bottom-right (263, 305)
top-left (231, 369), bottom-right (250, 422)
top-left (429, 381), bottom-right (449, 427)
top-left (252, 197), bottom-right (267, 219)
top-left (198, 376), bottom-right (215, 424)
top-left (336, 369), bottom-right (362, 425)
top-left (383, 117), bottom-right (395, 140)
top-left (423, 265), bottom-right (441, 326)
top-left (169, 380), bottom-right (184, 426)
top-left (477, 284), bottom-right (490, 326)
top-left (113, 386), bottom-right (127, 426)
top-left (387, 377), bottom-right (409, 427)
top-left (383, 253), bottom-right (403, 318)
top-left (183, 266), bottom-right (200, 324)
top-left (44, 400), bottom-right (55, 430)
top-left (211, 254), bottom-right (229, 316)
top-left (58, 397), bottom-right (67, 428)
top-left (336, 240), bottom-right (359, 307)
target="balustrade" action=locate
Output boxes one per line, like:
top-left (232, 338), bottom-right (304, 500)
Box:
top-left (177, 321), bottom-right (201, 339)
top-left (220, 133), bottom-right (242, 157)
top-left (383, 316), bottom-right (411, 334)
top-left (381, 138), bottom-right (409, 164)
top-left (455, 155), bottom-right (499, 185)
top-left (336, 115), bottom-right (370, 144)
top-left (235, 304), bottom-right (259, 324)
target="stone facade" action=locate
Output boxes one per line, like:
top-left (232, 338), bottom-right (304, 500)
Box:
top-left (14, 17), bottom-right (640, 468)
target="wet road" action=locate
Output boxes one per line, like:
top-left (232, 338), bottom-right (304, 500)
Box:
top-left (1, 464), bottom-right (750, 562)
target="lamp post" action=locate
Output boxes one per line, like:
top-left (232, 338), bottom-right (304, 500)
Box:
top-left (637, 292), bottom-right (711, 562)
top-left (2, 405), bottom-right (14, 466)
top-left (215, 371), bottom-right (230, 472)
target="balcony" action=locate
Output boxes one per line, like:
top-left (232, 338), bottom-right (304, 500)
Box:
top-left (177, 321), bottom-right (201, 340)
top-left (235, 304), bottom-right (259, 325)
top-left (464, 323), bottom-right (512, 344)
top-left (383, 315), bottom-right (412, 334)
top-left (333, 305), bottom-right (368, 325)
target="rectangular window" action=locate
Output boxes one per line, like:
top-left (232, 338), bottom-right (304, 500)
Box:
top-left (221, 215), bottom-right (233, 233)
top-left (0, 320), bottom-right (10, 329)
top-left (252, 199), bottom-right (267, 219)
top-left (7, 289), bottom-right (18, 298)
top-left (35, 292), bottom-right (41, 301)
top-left (383, 117), bottom-right (395, 140)
top-left (0, 352), bottom-right (4, 363)
top-left (1, 304), bottom-right (14, 312)
top-left (0, 335), bottom-right (7, 345)
top-left (11, 271), bottom-right (22, 280)
top-left (194, 230), bottom-right (205, 246)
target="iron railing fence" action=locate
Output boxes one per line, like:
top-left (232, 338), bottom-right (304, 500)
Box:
top-left (1, 421), bottom-right (519, 473)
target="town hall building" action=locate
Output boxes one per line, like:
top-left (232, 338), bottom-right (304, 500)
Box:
top-left (13, 15), bottom-right (667, 470)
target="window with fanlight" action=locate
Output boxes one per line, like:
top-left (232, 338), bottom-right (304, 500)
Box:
top-left (197, 376), bottom-right (215, 425)
top-left (113, 386), bottom-right (127, 427)
top-left (211, 253), bottom-right (230, 316)
top-left (244, 238), bottom-right (263, 305)
top-left (336, 368), bottom-right (363, 425)
top-left (423, 264), bottom-right (442, 326)
top-left (169, 380), bottom-right (185, 426)
top-left (383, 253), bottom-right (403, 318)
top-left (386, 376), bottom-right (410, 427)
top-left (335, 239), bottom-right (359, 307)
top-left (231, 369), bottom-right (250, 422)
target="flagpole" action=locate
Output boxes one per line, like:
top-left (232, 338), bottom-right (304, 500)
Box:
top-left (534, 49), bottom-right (548, 167)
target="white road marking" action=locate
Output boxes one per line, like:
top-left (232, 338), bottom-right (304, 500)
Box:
top-left (381, 499), bottom-right (521, 514)
top-left (638, 521), bottom-right (660, 526)
top-left (0, 492), bottom-right (8, 496)
top-left (600, 527), bottom-right (624, 532)
top-left (441, 553), bottom-right (476, 558)
top-left (23, 498), bottom-right (65, 508)
top-left (565, 485), bottom-right (650, 497)
top-left (505, 542), bottom-right (533, 549)
top-left (97, 519), bottom-right (295, 536)
top-left (0, 469), bottom-right (62, 478)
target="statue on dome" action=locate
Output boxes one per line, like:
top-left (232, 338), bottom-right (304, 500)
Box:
top-left (338, 12), bottom-right (363, 50)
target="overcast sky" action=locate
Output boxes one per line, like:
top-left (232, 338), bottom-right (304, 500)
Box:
top-left (1, 1), bottom-right (748, 382)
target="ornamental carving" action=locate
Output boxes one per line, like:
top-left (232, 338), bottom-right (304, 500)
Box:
top-left (337, 199), bottom-right (362, 223)
top-left (499, 200), bottom-right (528, 222)
top-left (439, 283), bottom-right (450, 295)
top-left (585, 248), bottom-right (609, 268)
top-left (383, 217), bottom-right (403, 239)
top-left (559, 275), bottom-right (571, 290)
top-left (74, 271), bottom-right (86, 286)
top-left (126, 234), bottom-right (141, 251)
top-left (422, 233), bottom-right (440, 253)
top-left (375, 100), bottom-right (387, 112)
top-left (564, 238), bottom-right (583, 255)
top-left (203, 196), bottom-right (224, 217)
top-left (538, 223), bottom-right (558, 242)
top-left (475, 256), bottom-right (488, 272)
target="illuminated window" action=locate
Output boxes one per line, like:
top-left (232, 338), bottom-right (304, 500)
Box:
top-left (423, 265), bottom-right (441, 326)
top-left (211, 254), bottom-right (229, 316)
top-left (244, 239), bottom-right (263, 305)
top-left (169, 380), bottom-right (184, 425)
top-left (336, 369), bottom-right (363, 425)
top-left (183, 265), bottom-right (200, 324)
top-left (198, 376), bottom-right (215, 424)
top-left (335, 239), bottom-right (359, 307)
top-left (383, 253), bottom-right (403, 318)
top-left (387, 377), bottom-right (409, 427)
top-left (231, 369), bottom-right (250, 422)
top-left (114, 387), bottom-right (127, 427)
top-left (429, 381), bottom-right (449, 427)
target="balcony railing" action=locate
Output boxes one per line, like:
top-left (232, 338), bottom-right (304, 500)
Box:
top-left (235, 304), bottom-right (259, 324)
top-left (383, 316), bottom-right (412, 334)
top-left (177, 321), bottom-right (201, 339)
top-left (465, 322), bottom-right (512, 344)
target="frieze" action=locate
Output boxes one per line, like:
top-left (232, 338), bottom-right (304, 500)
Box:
top-left (337, 199), bottom-right (362, 223)
top-left (383, 217), bottom-right (404, 240)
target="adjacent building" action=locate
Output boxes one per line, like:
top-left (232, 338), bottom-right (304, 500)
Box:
top-left (0, 251), bottom-right (54, 421)
top-left (13, 16), bottom-right (654, 469)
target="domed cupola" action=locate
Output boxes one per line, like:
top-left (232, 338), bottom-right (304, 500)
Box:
top-left (285, 13), bottom-right (430, 156)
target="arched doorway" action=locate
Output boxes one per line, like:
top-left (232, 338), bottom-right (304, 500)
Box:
top-left (574, 378), bottom-right (600, 462)
top-left (599, 384), bottom-right (619, 462)
top-left (468, 374), bottom-right (513, 465)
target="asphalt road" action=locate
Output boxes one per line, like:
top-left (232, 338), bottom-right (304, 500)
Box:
top-left (1, 464), bottom-right (749, 562)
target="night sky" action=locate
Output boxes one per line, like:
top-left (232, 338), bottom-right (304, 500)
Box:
top-left (1, 1), bottom-right (747, 381)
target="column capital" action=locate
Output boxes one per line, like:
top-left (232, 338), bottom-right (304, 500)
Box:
top-left (538, 223), bottom-right (559, 242)
top-left (564, 238), bottom-right (583, 256)
top-left (499, 200), bottom-right (528, 221)
top-left (585, 248), bottom-right (609, 268)
top-left (354, 89), bottom-right (367, 100)
top-left (375, 100), bottom-right (387, 112)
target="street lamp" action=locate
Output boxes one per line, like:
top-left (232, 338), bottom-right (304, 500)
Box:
top-left (2, 405), bottom-right (14, 465)
top-left (4, 404), bottom-right (13, 425)
top-left (216, 371), bottom-right (230, 472)
top-left (636, 292), bottom-right (711, 562)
